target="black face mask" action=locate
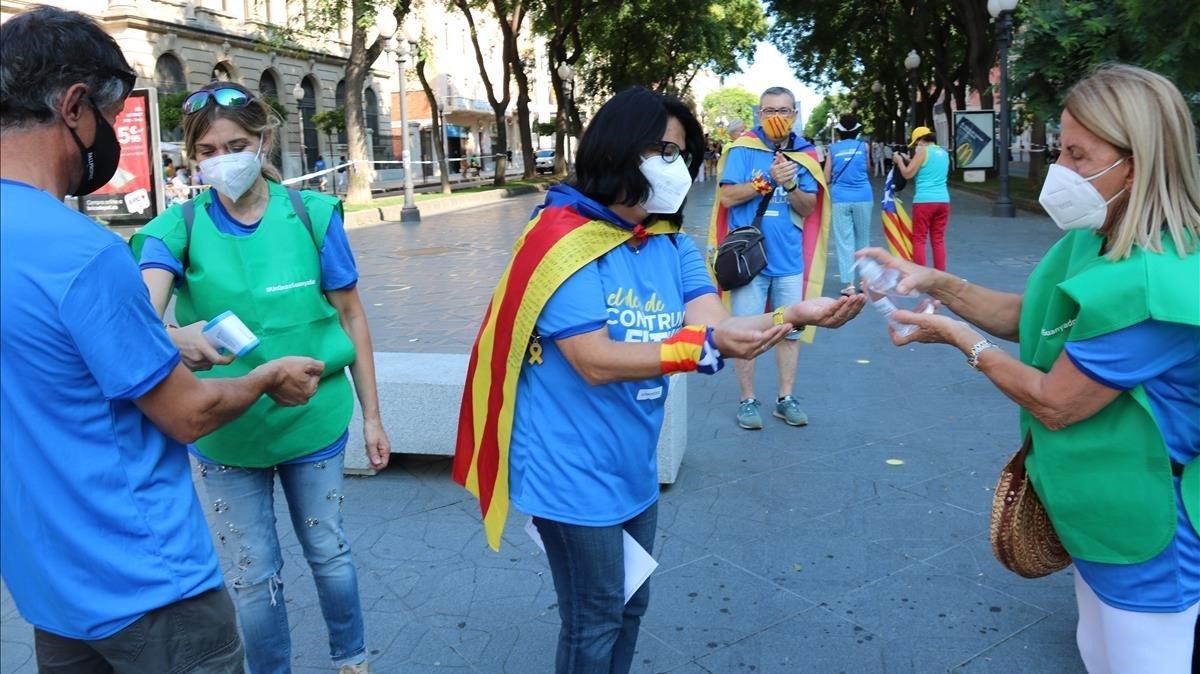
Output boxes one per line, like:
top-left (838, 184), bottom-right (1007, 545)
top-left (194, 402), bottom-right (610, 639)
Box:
top-left (66, 98), bottom-right (121, 197)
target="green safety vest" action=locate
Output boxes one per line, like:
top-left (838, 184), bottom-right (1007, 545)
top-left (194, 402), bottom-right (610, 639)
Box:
top-left (131, 182), bottom-right (356, 467)
top-left (1019, 228), bottom-right (1200, 564)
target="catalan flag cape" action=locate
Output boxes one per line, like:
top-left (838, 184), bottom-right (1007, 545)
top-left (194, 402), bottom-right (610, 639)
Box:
top-left (881, 167), bottom-right (914, 261)
top-left (453, 184), bottom-right (679, 550)
top-left (705, 131), bottom-right (832, 345)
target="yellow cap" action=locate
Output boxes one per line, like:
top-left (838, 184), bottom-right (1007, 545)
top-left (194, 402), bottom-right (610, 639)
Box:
top-left (909, 126), bottom-right (934, 147)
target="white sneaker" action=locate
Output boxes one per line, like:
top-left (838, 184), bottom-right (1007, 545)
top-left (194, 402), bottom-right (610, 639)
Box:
top-left (339, 662), bottom-right (370, 674)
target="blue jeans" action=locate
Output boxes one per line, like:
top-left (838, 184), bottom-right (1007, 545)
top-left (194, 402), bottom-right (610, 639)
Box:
top-left (533, 502), bottom-right (658, 674)
top-left (199, 451), bottom-right (366, 674)
top-left (729, 272), bottom-right (805, 341)
top-left (832, 201), bottom-right (873, 286)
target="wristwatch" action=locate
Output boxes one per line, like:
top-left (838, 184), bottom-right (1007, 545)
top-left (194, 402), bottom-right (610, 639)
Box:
top-left (966, 339), bottom-right (999, 371)
top-left (773, 307), bottom-right (806, 332)
top-left (783, 180), bottom-right (798, 193)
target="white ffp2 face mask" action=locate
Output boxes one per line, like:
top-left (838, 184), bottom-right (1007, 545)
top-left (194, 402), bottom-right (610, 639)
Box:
top-left (1037, 158), bottom-right (1127, 231)
top-left (200, 142), bottom-right (263, 201)
top-left (639, 155), bottom-right (692, 214)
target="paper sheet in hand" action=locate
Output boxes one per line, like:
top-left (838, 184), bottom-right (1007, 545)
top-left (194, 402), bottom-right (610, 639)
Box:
top-left (525, 517), bottom-right (658, 604)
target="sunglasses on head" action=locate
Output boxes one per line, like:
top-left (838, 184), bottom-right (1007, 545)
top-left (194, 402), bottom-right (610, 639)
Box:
top-left (182, 86), bottom-right (254, 115)
top-left (97, 65), bottom-right (138, 96)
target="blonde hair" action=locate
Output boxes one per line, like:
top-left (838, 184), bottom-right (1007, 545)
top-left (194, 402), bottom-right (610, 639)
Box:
top-left (1064, 64), bottom-right (1200, 260)
top-left (181, 84), bottom-right (283, 183)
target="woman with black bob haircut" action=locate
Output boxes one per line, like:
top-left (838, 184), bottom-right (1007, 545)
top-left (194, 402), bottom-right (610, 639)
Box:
top-left (455, 86), bottom-right (863, 674)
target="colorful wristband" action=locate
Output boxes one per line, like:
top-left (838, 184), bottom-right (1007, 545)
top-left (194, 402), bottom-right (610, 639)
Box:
top-left (660, 325), bottom-right (707, 374)
top-left (751, 174), bottom-right (775, 196)
top-left (695, 327), bottom-right (725, 375)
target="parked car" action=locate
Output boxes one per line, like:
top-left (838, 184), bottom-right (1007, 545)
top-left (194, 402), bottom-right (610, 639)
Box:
top-left (535, 149), bottom-right (556, 174)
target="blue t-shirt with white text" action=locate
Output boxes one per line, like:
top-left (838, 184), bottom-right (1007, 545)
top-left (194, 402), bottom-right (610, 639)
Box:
top-left (828, 139), bottom-right (873, 203)
top-left (0, 179), bottom-right (222, 639)
top-left (509, 230), bottom-right (715, 526)
top-left (720, 131), bottom-right (818, 277)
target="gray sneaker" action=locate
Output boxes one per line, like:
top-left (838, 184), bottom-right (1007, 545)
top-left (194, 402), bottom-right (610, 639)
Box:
top-left (774, 395), bottom-right (809, 426)
top-left (736, 398), bottom-right (763, 430)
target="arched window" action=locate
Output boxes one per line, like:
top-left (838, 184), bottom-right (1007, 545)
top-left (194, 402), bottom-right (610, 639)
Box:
top-left (258, 70), bottom-right (282, 170)
top-left (155, 54), bottom-right (187, 142)
top-left (364, 87), bottom-right (380, 158)
top-left (298, 76), bottom-right (319, 171)
top-left (155, 54), bottom-right (186, 93)
top-left (211, 61), bottom-right (235, 82)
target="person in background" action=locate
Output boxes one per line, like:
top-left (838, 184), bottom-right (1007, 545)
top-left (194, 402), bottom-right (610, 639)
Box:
top-left (871, 139), bottom-right (885, 176)
top-left (1, 8), bottom-right (323, 673)
top-left (336, 155), bottom-right (348, 194)
top-left (717, 86), bottom-right (830, 431)
top-left (863, 63), bottom-right (1199, 674)
top-left (824, 114), bottom-right (874, 296)
top-left (454, 86), bottom-right (862, 674)
top-left (893, 126), bottom-right (951, 270)
top-left (132, 82), bottom-right (388, 674)
top-left (314, 154), bottom-right (328, 192)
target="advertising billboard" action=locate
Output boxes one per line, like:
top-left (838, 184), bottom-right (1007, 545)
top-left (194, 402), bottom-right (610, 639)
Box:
top-left (953, 110), bottom-right (996, 170)
top-left (79, 88), bottom-right (164, 224)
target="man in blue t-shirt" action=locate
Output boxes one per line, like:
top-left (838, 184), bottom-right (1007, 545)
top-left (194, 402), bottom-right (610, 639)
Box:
top-left (0, 8), bottom-right (323, 672)
top-left (719, 86), bottom-right (819, 430)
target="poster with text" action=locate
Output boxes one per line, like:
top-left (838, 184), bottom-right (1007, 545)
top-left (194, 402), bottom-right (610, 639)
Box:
top-left (80, 88), bottom-right (164, 224)
top-left (953, 111), bottom-right (996, 170)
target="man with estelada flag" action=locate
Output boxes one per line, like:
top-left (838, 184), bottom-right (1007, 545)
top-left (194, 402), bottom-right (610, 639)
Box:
top-left (706, 86), bottom-right (832, 432)
top-left (881, 164), bottom-right (915, 261)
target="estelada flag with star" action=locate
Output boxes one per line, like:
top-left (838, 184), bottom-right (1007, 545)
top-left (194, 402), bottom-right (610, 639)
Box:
top-left (881, 166), bottom-right (914, 261)
top-left (453, 184), bottom-right (678, 550)
top-left (705, 130), bottom-right (832, 344)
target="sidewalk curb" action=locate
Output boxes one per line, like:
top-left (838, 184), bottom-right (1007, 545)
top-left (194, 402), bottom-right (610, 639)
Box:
top-left (949, 182), bottom-right (1045, 215)
top-left (344, 182), bottom-right (552, 229)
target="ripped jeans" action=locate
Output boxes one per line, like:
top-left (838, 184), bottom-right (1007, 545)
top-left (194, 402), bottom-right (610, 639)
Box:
top-left (199, 451), bottom-right (366, 674)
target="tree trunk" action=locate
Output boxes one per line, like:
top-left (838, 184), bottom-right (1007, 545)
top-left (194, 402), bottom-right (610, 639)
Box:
top-left (416, 58), bottom-right (452, 195)
top-left (551, 66), bottom-right (568, 176)
top-left (498, 0), bottom-right (534, 180)
top-left (454, 0), bottom-right (513, 187)
top-left (343, 25), bottom-right (381, 203)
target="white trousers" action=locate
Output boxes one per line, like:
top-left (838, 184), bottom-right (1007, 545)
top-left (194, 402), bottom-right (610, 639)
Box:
top-left (1074, 571), bottom-right (1198, 674)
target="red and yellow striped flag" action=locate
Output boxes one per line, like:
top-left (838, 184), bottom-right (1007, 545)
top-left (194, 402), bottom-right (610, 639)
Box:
top-left (453, 191), bottom-right (678, 550)
top-left (881, 167), bottom-right (914, 261)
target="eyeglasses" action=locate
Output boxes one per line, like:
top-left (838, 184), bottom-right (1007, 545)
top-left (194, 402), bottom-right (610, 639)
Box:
top-left (98, 65), bottom-right (138, 96)
top-left (761, 107), bottom-right (795, 116)
top-left (182, 87), bottom-right (254, 115)
top-left (649, 140), bottom-right (692, 165)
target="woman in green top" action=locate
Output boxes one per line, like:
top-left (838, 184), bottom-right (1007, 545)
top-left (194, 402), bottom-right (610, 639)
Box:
top-left (131, 83), bottom-right (389, 674)
top-left (860, 65), bottom-right (1200, 673)
top-left (893, 126), bottom-right (951, 270)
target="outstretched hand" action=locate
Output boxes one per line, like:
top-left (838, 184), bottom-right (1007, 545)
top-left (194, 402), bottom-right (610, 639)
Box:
top-left (854, 247), bottom-right (943, 296)
top-left (712, 324), bottom-right (793, 360)
top-left (888, 309), bottom-right (977, 349)
top-left (789, 294), bottom-right (866, 329)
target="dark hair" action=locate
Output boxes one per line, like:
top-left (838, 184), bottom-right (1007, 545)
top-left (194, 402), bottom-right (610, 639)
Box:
top-left (836, 113), bottom-right (861, 140)
top-left (571, 87), bottom-right (703, 224)
top-left (0, 6), bottom-right (134, 132)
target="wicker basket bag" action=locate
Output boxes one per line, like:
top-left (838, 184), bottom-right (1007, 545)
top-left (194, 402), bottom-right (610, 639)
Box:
top-left (989, 437), bottom-right (1071, 578)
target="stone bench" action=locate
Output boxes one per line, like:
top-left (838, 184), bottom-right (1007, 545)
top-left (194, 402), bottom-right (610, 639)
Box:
top-left (344, 352), bottom-right (688, 484)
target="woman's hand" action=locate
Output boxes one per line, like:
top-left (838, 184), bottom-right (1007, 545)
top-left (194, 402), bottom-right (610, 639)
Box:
top-left (712, 323), bottom-right (793, 360)
top-left (854, 247), bottom-right (947, 295)
top-left (787, 295), bottom-right (866, 329)
top-left (169, 321), bottom-right (234, 371)
top-left (888, 309), bottom-right (981, 350)
top-left (364, 417), bottom-right (391, 471)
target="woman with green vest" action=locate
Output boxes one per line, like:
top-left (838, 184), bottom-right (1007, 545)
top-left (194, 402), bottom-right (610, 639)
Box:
top-left (859, 65), bottom-right (1199, 673)
top-left (893, 125), bottom-right (951, 270)
top-left (131, 82), bottom-right (388, 674)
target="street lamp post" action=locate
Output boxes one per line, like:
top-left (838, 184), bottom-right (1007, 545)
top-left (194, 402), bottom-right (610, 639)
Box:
top-left (989, 0), bottom-right (1019, 218)
top-left (904, 50), bottom-right (921, 140)
top-left (556, 62), bottom-right (575, 170)
top-left (292, 82), bottom-right (307, 179)
top-left (387, 35), bottom-right (420, 222)
top-left (871, 80), bottom-right (884, 141)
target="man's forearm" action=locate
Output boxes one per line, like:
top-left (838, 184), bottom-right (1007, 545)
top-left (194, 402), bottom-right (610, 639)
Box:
top-left (719, 182), bottom-right (763, 209)
top-left (788, 189), bottom-right (816, 217)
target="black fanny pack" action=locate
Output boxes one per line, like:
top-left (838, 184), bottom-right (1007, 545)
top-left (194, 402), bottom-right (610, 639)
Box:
top-left (714, 192), bottom-right (771, 290)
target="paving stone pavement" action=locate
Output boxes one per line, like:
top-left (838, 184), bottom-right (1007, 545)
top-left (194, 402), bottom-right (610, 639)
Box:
top-left (1, 180), bottom-right (1089, 673)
